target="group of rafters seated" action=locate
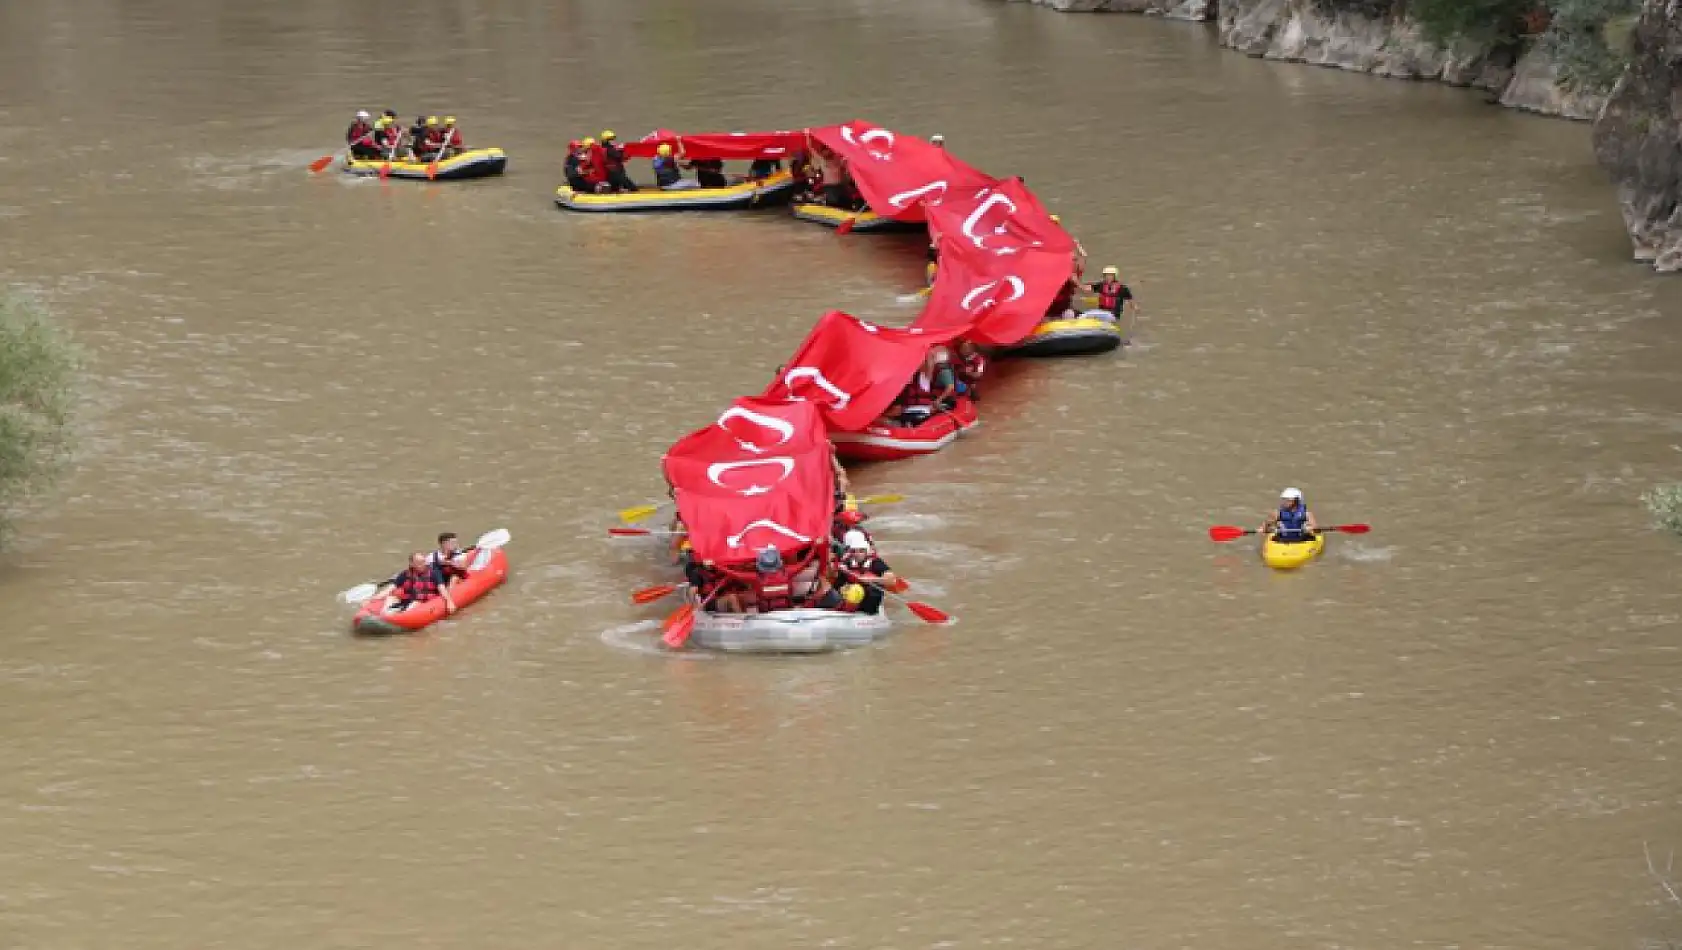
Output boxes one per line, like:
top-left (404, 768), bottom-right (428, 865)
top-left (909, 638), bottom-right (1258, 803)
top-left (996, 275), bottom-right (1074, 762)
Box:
top-left (675, 504), bottom-right (898, 615)
top-left (345, 109), bottom-right (468, 161)
top-left (875, 341), bottom-right (985, 427)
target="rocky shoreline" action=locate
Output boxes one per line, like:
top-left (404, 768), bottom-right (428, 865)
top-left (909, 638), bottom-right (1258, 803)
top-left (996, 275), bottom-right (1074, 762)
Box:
top-left (1012, 0), bottom-right (1682, 272)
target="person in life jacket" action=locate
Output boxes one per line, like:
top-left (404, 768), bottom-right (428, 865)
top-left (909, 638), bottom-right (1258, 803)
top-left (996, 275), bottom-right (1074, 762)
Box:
top-left (954, 339), bottom-right (986, 401)
top-left (581, 137), bottom-right (610, 192)
top-left (425, 532), bottom-right (471, 588)
top-left (563, 140), bottom-right (590, 190)
top-left (751, 546), bottom-right (796, 613)
top-left (346, 110), bottom-right (377, 156)
top-left (929, 133), bottom-right (945, 149)
top-left (887, 361), bottom-right (941, 426)
top-left (371, 117), bottom-right (402, 158)
top-left (1261, 487), bottom-right (1319, 543)
top-left (439, 116), bottom-right (464, 157)
top-left (381, 552), bottom-right (457, 614)
top-left (599, 130), bottom-right (638, 193)
top-left (835, 531), bottom-right (897, 615)
top-left (747, 156), bottom-right (781, 180)
top-left (1088, 266), bottom-right (1138, 324)
top-left (654, 143), bottom-right (695, 190)
top-left (831, 507), bottom-right (868, 552)
top-left (922, 346), bottom-right (959, 412)
top-left (411, 116), bottom-right (444, 161)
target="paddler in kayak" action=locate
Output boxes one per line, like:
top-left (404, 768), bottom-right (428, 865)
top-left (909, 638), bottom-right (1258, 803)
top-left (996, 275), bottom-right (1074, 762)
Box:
top-left (426, 532), bottom-right (471, 582)
top-left (1261, 488), bottom-right (1319, 543)
top-left (380, 552), bottom-right (459, 615)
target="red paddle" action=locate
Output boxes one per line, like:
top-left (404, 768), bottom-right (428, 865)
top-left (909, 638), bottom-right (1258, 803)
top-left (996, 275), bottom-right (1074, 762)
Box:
top-left (1207, 523), bottom-right (1370, 543)
top-left (839, 570), bottom-right (947, 624)
top-left (631, 583), bottom-right (683, 605)
top-left (835, 215), bottom-right (856, 234)
top-left (308, 153), bottom-right (336, 173)
top-left (609, 526), bottom-right (685, 537)
top-left (660, 603), bottom-right (696, 647)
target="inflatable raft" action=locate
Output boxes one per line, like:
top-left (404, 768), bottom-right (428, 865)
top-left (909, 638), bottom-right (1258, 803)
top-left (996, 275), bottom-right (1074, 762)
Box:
top-left (343, 148), bottom-right (508, 181)
top-left (1006, 313), bottom-right (1124, 357)
top-left (690, 606), bottom-right (893, 653)
top-left (791, 203), bottom-right (925, 233)
top-left (352, 546), bottom-right (510, 635)
top-left (556, 170), bottom-right (797, 212)
top-left (831, 396), bottom-right (980, 462)
top-left (1261, 533), bottom-right (1325, 570)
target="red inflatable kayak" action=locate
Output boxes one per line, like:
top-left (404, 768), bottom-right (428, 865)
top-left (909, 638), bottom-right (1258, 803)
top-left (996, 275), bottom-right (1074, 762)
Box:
top-left (352, 546), bottom-right (509, 635)
top-left (832, 396), bottom-right (979, 462)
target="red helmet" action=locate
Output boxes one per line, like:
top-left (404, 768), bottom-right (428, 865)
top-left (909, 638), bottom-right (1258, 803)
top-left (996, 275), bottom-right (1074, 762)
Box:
top-left (839, 509), bottom-right (864, 526)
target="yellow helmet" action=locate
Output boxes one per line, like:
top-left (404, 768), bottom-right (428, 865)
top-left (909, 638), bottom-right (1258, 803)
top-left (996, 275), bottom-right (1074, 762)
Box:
top-left (426, 116), bottom-right (439, 127)
top-left (1049, 213), bottom-right (1061, 222)
top-left (582, 136), bottom-right (596, 147)
top-left (374, 116), bottom-right (390, 128)
top-left (600, 130), bottom-right (617, 141)
top-left (444, 116), bottom-right (456, 126)
top-left (656, 143), bottom-right (672, 157)
top-left (840, 583), bottom-right (865, 606)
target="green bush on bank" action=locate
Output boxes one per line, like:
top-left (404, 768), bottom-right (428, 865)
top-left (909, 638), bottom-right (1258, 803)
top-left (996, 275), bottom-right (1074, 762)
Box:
top-left (1641, 484), bottom-right (1682, 538)
top-left (1540, 0), bottom-right (1637, 92)
top-left (0, 292), bottom-right (79, 548)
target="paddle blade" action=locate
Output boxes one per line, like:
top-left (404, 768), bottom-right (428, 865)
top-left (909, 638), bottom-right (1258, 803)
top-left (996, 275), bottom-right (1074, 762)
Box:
top-left (475, 528), bottom-right (511, 550)
top-left (1207, 526), bottom-right (1250, 542)
top-left (1330, 523), bottom-right (1370, 535)
top-left (890, 578), bottom-right (910, 593)
top-left (619, 504), bottom-right (661, 523)
top-left (857, 493), bottom-right (905, 506)
top-left (379, 162), bottom-right (392, 180)
top-left (661, 604), bottom-right (696, 648)
top-left (309, 154), bottom-right (335, 173)
top-left (835, 216), bottom-right (856, 234)
top-left (427, 161), bottom-right (440, 181)
top-left (339, 582), bottom-right (378, 604)
top-left (632, 583), bottom-right (679, 605)
top-left (904, 600), bottom-right (949, 625)
top-left (609, 527), bottom-right (652, 537)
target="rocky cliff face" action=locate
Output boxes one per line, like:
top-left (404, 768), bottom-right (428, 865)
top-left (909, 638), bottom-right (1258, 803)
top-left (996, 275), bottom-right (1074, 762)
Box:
top-left (1592, 0), bottom-right (1682, 272)
top-left (1011, 0), bottom-right (1608, 121)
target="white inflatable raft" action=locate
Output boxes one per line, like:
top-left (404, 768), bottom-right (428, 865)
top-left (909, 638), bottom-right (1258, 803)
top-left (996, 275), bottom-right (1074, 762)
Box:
top-left (689, 607), bottom-right (893, 653)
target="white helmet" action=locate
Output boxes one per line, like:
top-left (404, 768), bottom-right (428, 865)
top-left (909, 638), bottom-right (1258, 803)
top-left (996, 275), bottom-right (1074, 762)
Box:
top-left (1280, 487), bottom-right (1303, 500)
top-left (842, 529), bottom-right (870, 551)
top-left (930, 133), bottom-right (945, 144)
top-left (356, 110), bottom-right (371, 119)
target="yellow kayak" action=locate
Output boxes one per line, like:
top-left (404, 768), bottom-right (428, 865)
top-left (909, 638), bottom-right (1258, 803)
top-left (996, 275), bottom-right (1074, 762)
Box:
top-left (1260, 533), bottom-right (1325, 570)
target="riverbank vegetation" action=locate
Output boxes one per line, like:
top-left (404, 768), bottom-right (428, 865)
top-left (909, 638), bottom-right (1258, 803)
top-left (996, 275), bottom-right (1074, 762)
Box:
top-left (0, 292), bottom-right (79, 549)
top-left (1640, 484), bottom-right (1682, 537)
top-left (1316, 0), bottom-right (1637, 92)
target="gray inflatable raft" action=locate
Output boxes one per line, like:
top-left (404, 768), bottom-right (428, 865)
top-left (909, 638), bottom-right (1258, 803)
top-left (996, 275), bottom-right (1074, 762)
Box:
top-left (689, 607), bottom-right (893, 654)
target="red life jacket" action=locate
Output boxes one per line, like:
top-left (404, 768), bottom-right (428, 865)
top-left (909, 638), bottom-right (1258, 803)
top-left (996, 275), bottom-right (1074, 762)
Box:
top-left (754, 568), bottom-right (795, 612)
top-left (584, 146), bottom-right (608, 183)
top-left (346, 120), bottom-right (373, 145)
top-left (898, 370), bottom-right (935, 409)
top-left (959, 351), bottom-right (986, 383)
top-left (1097, 279), bottom-right (1126, 312)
